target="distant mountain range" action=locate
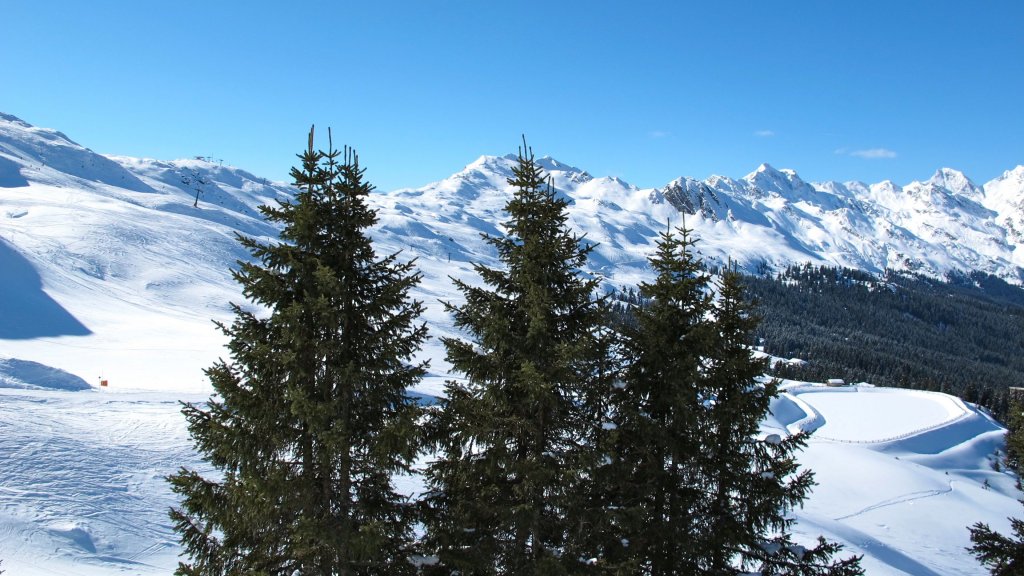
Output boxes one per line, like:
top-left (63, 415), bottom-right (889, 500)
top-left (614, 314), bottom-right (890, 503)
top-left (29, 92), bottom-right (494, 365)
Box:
top-left (382, 139), bottom-right (1024, 287)
top-left (1, 110), bottom-right (1022, 391)
top-left (4, 112), bottom-right (1023, 287)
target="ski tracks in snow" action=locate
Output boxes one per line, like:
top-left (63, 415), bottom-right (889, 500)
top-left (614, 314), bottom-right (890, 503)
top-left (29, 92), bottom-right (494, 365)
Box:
top-left (0, 388), bottom-right (197, 574)
top-left (833, 481), bottom-right (955, 521)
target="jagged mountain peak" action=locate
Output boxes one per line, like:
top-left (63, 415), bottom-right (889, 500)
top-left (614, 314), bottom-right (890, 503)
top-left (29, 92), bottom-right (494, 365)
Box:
top-left (926, 167), bottom-right (983, 198)
top-left (871, 179), bottom-right (904, 194)
top-left (473, 153), bottom-right (513, 166)
top-left (536, 155), bottom-right (581, 172)
top-left (460, 154), bottom-right (514, 175)
top-left (983, 165), bottom-right (1024, 212)
top-left (745, 162), bottom-right (782, 181)
top-left (1000, 164), bottom-right (1024, 178)
top-left (745, 162), bottom-right (802, 180)
top-left (742, 163), bottom-right (816, 200)
top-left (457, 153), bottom-right (595, 189)
top-left (463, 154), bottom-right (589, 176)
top-left (987, 165), bottom-right (1024, 189)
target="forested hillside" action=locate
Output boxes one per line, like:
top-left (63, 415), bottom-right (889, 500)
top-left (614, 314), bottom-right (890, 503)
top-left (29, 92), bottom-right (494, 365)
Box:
top-left (747, 265), bottom-right (1024, 420)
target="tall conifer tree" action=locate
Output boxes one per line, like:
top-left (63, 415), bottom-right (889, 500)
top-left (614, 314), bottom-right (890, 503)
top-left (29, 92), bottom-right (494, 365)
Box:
top-left (603, 224), bottom-right (713, 575)
top-left (1003, 396), bottom-right (1024, 482)
top-left (168, 128), bottom-right (427, 576)
top-left (701, 265), bottom-right (860, 575)
top-left (969, 515), bottom-right (1024, 576)
top-left (968, 395), bottom-right (1024, 575)
top-left (610, 226), bottom-right (862, 575)
top-left (421, 140), bottom-right (612, 575)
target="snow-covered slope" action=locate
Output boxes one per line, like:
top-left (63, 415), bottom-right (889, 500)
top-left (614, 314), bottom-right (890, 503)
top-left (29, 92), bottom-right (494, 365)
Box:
top-left (0, 382), bottom-right (1013, 576)
top-left (766, 384), bottom-right (1015, 575)
top-left (0, 113), bottom-right (153, 193)
top-left (0, 114), bottom-right (294, 391)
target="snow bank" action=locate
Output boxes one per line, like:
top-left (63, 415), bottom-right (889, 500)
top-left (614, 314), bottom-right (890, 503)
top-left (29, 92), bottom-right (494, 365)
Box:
top-left (768, 391), bottom-right (825, 435)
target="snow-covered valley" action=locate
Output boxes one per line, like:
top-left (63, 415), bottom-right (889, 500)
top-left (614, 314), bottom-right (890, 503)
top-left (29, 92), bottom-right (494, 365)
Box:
top-left (1, 112), bottom-right (1021, 574)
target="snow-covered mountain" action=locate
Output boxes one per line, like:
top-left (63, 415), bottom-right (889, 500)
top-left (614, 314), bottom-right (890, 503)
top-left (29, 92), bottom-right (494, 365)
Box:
top-left (1, 112), bottom-right (1022, 574)
top-left (3, 110), bottom-right (1024, 391)
top-left (2, 106), bottom-right (1023, 398)
top-left (379, 148), bottom-right (1024, 289)
top-left (0, 113), bottom-right (298, 390)
top-left (661, 163), bottom-right (1024, 281)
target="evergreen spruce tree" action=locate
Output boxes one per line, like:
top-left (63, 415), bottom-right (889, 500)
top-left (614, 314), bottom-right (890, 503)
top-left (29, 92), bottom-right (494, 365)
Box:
top-left (167, 128), bottom-right (427, 576)
top-left (603, 223), bottom-right (713, 575)
top-left (1004, 396), bottom-right (1024, 482)
top-left (701, 265), bottom-right (861, 575)
top-left (968, 396), bottom-right (1024, 575)
top-left (969, 515), bottom-right (1024, 576)
top-left (610, 225), bottom-right (862, 575)
top-left (421, 140), bottom-right (613, 575)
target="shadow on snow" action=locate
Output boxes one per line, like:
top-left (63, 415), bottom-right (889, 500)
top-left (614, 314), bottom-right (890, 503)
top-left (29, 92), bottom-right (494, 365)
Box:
top-left (0, 238), bottom-right (91, 339)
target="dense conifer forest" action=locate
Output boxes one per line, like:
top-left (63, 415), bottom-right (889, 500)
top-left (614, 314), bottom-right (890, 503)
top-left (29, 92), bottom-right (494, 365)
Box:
top-left (744, 265), bottom-right (1024, 422)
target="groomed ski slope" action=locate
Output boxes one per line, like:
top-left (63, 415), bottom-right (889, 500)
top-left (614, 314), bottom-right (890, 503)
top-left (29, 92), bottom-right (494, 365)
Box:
top-left (0, 381), bottom-right (1015, 576)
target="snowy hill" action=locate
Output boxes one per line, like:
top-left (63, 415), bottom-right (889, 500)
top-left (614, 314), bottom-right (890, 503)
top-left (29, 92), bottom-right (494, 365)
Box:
top-left (766, 384), bottom-right (1015, 575)
top-left (0, 113), bottom-right (153, 193)
top-left (1, 112), bottom-right (1021, 574)
top-left (0, 113), bottom-right (295, 391)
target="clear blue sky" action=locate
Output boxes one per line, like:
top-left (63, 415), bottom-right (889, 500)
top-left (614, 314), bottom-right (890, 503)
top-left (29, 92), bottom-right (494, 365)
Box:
top-left (3, 1), bottom-right (1022, 191)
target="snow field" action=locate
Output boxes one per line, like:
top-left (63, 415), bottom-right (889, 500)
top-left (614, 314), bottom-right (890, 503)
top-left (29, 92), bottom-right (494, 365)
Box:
top-left (0, 388), bottom-right (208, 575)
top-left (0, 382), bottom-right (1016, 576)
top-left (774, 385), bottom-right (1016, 575)
top-left (789, 386), bottom-right (970, 444)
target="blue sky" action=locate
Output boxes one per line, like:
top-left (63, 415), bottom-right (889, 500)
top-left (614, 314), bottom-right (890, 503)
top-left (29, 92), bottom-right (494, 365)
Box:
top-left (3, 1), bottom-right (1022, 191)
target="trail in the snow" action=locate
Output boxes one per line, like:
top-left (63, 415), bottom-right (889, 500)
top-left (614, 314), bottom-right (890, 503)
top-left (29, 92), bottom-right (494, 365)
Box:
top-left (833, 482), bottom-right (955, 521)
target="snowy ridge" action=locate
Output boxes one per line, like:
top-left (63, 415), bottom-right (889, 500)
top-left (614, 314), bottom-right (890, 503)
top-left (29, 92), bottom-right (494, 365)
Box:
top-left (0, 112), bottom-right (153, 193)
top-left (367, 145), bottom-right (1024, 293)
top-left (0, 113), bottom-right (295, 391)
top-left (379, 154), bottom-right (1024, 298)
top-left (654, 163), bottom-right (1023, 282)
